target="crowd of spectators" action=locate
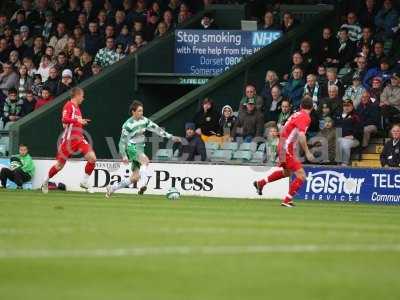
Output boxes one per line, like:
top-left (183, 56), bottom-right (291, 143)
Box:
top-left (189, 0), bottom-right (400, 166)
top-left (0, 0), bottom-right (206, 130)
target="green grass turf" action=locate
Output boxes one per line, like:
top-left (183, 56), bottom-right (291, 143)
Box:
top-left (0, 190), bottom-right (400, 300)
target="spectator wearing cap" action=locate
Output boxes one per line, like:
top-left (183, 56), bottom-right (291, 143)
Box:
top-left (232, 97), bottom-right (264, 142)
top-left (219, 105), bottom-right (237, 140)
top-left (375, 0), bottom-right (398, 40)
top-left (85, 22), bottom-right (104, 57)
top-left (335, 99), bottom-right (362, 166)
top-left (340, 12), bottom-right (362, 42)
top-left (21, 90), bottom-right (36, 116)
top-left (357, 91), bottom-right (380, 148)
top-left (174, 122), bottom-right (207, 162)
top-left (37, 55), bottom-right (53, 82)
top-left (94, 37), bottom-right (119, 68)
top-left (48, 22), bottom-right (69, 55)
top-left (282, 67), bottom-right (305, 110)
top-left (34, 87), bottom-right (54, 110)
top-left (363, 57), bottom-right (393, 89)
top-left (380, 123), bottom-right (400, 167)
top-left (343, 73), bottom-right (366, 108)
top-left (41, 10), bottom-right (55, 41)
top-left (200, 12), bottom-right (217, 30)
top-left (193, 97), bottom-right (221, 142)
top-left (0, 62), bottom-right (19, 99)
top-left (56, 69), bottom-right (74, 96)
top-left (239, 84), bottom-right (264, 113)
top-left (303, 74), bottom-right (323, 109)
top-left (380, 73), bottom-right (400, 125)
top-left (2, 87), bottom-right (23, 128)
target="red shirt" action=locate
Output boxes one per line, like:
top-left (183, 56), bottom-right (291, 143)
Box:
top-left (34, 96), bottom-right (54, 110)
top-left (61, 101), bottom-right (84, 142)
top-left (279, 110), bottom-right (311, 153)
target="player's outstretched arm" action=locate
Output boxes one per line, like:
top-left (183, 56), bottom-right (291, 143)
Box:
top-left (298, 132), bottom-right (315, 162)
top-left (146, 118), bottom-right (173, 139)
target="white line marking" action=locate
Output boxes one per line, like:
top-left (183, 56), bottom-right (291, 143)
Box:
top-left (1, 244), bottom-right (400, 259)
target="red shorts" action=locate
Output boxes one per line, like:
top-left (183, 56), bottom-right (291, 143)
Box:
top-left (56, 139), bottom-right (92, 163)
top-left (278, 148), bottom-right (302, 172)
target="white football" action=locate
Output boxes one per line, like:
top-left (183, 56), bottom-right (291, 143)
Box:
top-left (166, 187), bottom-right (180, 200)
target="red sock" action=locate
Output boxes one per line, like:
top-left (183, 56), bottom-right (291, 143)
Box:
top-left (48, 166), bottom-right (59, 179)
top-left (283, 177), bottom-right (304, 203)
top-left (85, 162), bottom-right (95, 175)
top-left (258, 169), bottom-right (286, 188)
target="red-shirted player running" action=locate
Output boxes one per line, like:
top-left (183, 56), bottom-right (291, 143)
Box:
top-left (41, 87), bottom-right (97, 193)
top-left (254, 97), bottom-right (315, 207)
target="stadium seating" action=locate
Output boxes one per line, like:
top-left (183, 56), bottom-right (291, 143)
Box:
top-left (155, 149), bottom-right (173, 161)
top-left (232, 150), bottom-right (253, 162)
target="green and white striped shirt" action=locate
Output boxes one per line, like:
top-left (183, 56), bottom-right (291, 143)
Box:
top-left (118, 116), bottom-right (173, 157)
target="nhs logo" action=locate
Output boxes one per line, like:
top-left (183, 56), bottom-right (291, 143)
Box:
top-left (303, 170), bottom-right (365, 202)
top-left (251, 31), bottom-right (282, 47)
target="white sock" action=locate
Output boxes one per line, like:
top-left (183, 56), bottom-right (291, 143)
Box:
top-left (111, 178), bottom-right (131, 192)
top-left (138, 165), bottom-right (149, 187)
top-left (82, 173), bottom-right (90, 184)
top-left (43, 176), bottom-right (49, 184)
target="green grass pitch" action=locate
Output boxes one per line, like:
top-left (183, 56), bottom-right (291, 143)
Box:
top-left (0, 189), bottom-right (399, 300)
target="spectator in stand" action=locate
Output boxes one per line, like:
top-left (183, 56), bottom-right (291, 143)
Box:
top-left (316, 65), bottom-right (328, 89)
top-left (261, 70), bottom-right (280, 102)
top-left (344, 74), bottom-right (366, 108)
top-left (342, 55), bottom-right (368, 86)
top-left (48, 22), bottom-right (69, 55)
top-left (363, 57), bottom-right (393, 88)
top-left (20, 25), bottom-right (32, 48)
top-left (41, 10), bottom-right (55, 42)
top-left (318, 27), bottom-right (339, 66)
top-left (359, 0), bottom-right (379, 29)
top-left (259, 10), bottom-right (279, 30)
top-left (315, 116), bottom-right (336, 164)
top-left (0, 38), bottom-right (9, 64)
top-left (200, 12), bottom-right (217, 30)
top-left (116, 24), bottom-right (132, 50)
top-left (380, 73), bottom-right (400, 126)
top-left (163, 10), bottom-right (176, 31)
top-left (239, 84), bottom-right (263, 113)
top-left (282, 66), bottom-right (305, 110)
top-left (10, 34), bottom-right (28, 59)
top-left (37, 55), bottom-right (53, 82)
top-left (317, 103), bottom-right (332, 129)
top-left (375, 0), bottom-right (398, 40)
top-left (2, 88), bottom-right (23, 128)
top-left (356, 26), bottom-right (374, 53)
top-left (155, 21), bottom-right (168, 38)
top-left (35, 87), bottom-right (53, 110)
top-left (9, 50), bottom-right (21, 69)
top-left (74, 52), bottom-right (93, 82)
top-left (134, 33), bottom-right (147, 49)
top-left (17, 64), bottom-right (32, 101)
top-left (264, 126), bottom-right (279, 164)
top-left (26, 35), bottom-right (45, 67)
top-left (319, 84), bottom-right (342, 117)
top-left (281, 12), bottom-right (298, 33)
top-left (44, 67), bottom-right (60, 96)
top-left (55, 51), bottom-right (71, 73)
top-left (31, 74), bottom-right (43, 98)
top-left (326, 68), bottom-right (344, 97)
top-left (283, 52), bottom-right (304, 80)
top-left (369, 76), bottom-right (384, 103)
top-left (82, 0), bottom-right (98, 22)
top-left (231, 98), bottom-right (264, 142)
top-left (357, 91), bottom-right (380, 148)
top-left (219, 105), bottom-right (236, 140)
top-left (56, 69), bottom-right (74, 96)
top-left (303, 74), bottom-right (323, 109)
top-left (340, 12), bottom-right (362, 42)
top-left (336, 28), bottom-right (356, 69)
top-left (0, 62), bottom-right (18, 99)
top-left (175, 122), bottom-right (207, 162)
top-left (194, 97), bottom-right (220, 142)
top-left (335, 99), bottom-right (362, 166)
top-left (22, 57), bottom-right (37, 77)
top-left (21, 90), bottom-right (36, 116)
top-left (0, 144), bottom-right (35, 189)
top-left (85, 22), bottom-right (104, 57)
top-left (94, 37), bottom-right (119, 68)
top-left (91, 63), bottom-right (102, 76)
top-left (380, 123), bottom-right (400, 167)
top-left (369, 41), bottom-right (386, 68)
top-left (276, 99), bottom-right (292, 131)
top-left (299, 40), bottom-right (316, 75)
top-left (264, 85), bottom-right (284, 124)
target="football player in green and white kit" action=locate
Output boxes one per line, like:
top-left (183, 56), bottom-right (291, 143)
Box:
top-left (106, 100), bottom-right (181, 197)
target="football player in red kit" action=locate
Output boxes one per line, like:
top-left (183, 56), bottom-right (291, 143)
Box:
top-left (254, 97), bottom-right (315, 207)
top-left (41, 87), bottom-right (97, 193)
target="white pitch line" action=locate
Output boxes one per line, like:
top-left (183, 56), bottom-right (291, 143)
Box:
top-left (0, 244), bottom-right (400, 259)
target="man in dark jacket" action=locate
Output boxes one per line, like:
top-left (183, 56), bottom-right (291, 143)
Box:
top-left (21, 90), bottom-right (36, 116)
top-left (356, 91), bottom-right (380, 147)
top-left (85, 22), bottom-right (104, 56)
top-left (44, 67), bottom-right (60, 96)
top-left (194, 97), bottom-right (220, 141)
top-left (232, 98), bottom-right (264, 142)
top-left (381, 123), bottom-right (400, 167)
top-left (175, 122), bottom-right (207, 162)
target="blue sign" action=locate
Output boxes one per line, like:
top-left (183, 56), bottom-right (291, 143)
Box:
top-left (295, 166), bottom-right (400, 205)
top-left (174, 30), bottom-right (282, 76)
